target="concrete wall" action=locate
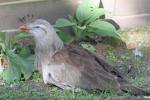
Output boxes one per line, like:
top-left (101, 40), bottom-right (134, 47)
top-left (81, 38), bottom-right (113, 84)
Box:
top-left (102, 0), bottom-right (150, 29)
top-left (1, 0), bottom-right (150, 30)
top-left (0, 0), bottom-right (78, 31)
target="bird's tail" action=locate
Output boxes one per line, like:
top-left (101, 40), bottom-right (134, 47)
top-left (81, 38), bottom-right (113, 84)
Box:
top-left (120, 83), bottom-right (150, 96)
top-left (115, 74), bottom-right (150, 96)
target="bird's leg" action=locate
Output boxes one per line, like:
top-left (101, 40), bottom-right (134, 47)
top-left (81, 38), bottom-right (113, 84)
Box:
top-left (64, 87), bottom-right (82, 93)
top-left (48, 73), bottom-right (70, 89)
top-left (41, 66), bottom-right (68, 89)
top-left (42, 68), bottom-right (49, 84)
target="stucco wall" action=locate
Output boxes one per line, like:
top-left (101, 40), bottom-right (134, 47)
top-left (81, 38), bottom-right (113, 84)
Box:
top-left (1, 0), bottom-right (150, 30)
top-left (102, 0), bottom-right (150, 29)
top-left (0, 0), bottom-right (78, 31)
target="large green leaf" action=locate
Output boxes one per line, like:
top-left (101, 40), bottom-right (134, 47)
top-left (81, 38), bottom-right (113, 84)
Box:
top-left (80, 0), bottom-right (101, 8)
top-left (20, 56), bottom-right (35, 80)
top-left (3, 65), bottom-right (21, 83)
top-left (85, 8), bottom-right (108, 24)
top-left (3, 50), bottom-right (21, 83)
top-left (15, 32), bottom-right (32, 40)
top-left (18, 47), bottom-right (31, 58)
top-left (89, 20), bottom-right (120, 39)
top-left (91, 0), bottom-right (101, 8)
top-left (11, 31), bottom-right (32, 44)
top-left (76, 1), bottom-right (92, 23)
top-left (0, 43), bottom-right (5, 52)
top-left (55, 18), bottom-right (74, 28)
top-left (3, 50), bottom-right (35, 83)
top-left (57, 31), bottom-right (75, 44)
top-left (76, 0), bottom-right (101, 23)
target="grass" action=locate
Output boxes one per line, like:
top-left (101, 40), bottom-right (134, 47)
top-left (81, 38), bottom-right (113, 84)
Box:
top-left (0, 81), bottom-right (52, 100)
top-left (0, 79), bottom-right (115, 100)
top-left (0, 80), bottom-right (148, 100)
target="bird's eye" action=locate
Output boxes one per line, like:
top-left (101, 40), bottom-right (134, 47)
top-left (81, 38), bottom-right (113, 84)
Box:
top-left (35, 26), bottom-right (40, 28)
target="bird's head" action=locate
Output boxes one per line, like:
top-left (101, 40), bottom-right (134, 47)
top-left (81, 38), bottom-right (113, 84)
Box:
top-left (19, 19), bottom-right (64, 51)
top-left (19, 19), bottom-right (53, 39)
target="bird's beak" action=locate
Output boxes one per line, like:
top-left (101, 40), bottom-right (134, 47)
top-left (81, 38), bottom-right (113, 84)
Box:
top-left (19, 25), bottom-right (30, 30)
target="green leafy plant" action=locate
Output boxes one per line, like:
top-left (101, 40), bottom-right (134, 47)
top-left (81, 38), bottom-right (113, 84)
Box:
top-left (0, 31), bottom-right (35, 83)
top-left (54, 0), bottom-right (120, 44)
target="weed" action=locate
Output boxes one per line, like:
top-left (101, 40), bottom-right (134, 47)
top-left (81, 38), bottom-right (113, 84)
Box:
top-left (54, 0), bottom-right (120, 44)
top-left (0, 31), bottom-right (35, 83)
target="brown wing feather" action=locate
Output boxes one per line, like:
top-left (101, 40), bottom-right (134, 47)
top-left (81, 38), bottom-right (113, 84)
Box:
top-left (52, 45), bottom-right (125, 90)
top-left (51, 45), bottom-right (150, 95)
top-left (53, 45), bottom-right (125, 78)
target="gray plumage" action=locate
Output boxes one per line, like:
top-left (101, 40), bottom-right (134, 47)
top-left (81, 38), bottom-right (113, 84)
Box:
top-left (24, 19), bottom-right (150, 96)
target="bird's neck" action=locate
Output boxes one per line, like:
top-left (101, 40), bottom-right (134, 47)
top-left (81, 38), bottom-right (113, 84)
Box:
top-left (35, 32), bottom-right (64, 56)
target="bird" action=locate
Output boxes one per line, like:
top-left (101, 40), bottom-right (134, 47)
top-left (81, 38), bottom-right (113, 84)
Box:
top-left (19, 19), bottom-right (150, 96)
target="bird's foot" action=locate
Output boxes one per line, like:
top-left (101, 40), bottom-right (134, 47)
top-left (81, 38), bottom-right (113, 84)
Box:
top-left (42, 72), bottom-right (50, 84)
top-left (64, 87), bottom-right (82, 92)
top-left (116, 90), bottom-right (124, 96)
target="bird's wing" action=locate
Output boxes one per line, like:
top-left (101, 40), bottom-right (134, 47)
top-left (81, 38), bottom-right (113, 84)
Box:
top-left (52, 45), bottom-right (127, 90)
